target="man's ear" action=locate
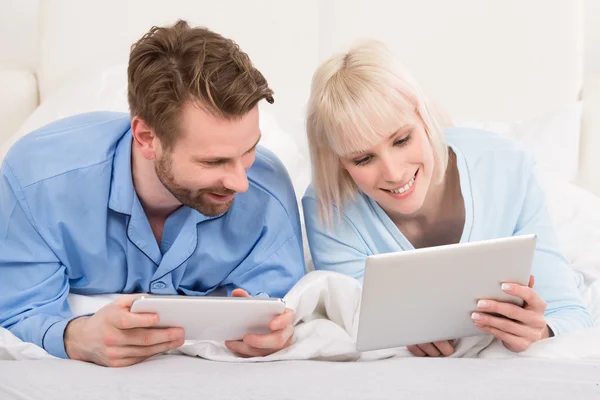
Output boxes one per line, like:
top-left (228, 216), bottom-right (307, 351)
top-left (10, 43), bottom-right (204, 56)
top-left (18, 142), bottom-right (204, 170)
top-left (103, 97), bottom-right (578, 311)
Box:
top-left (131, 116), bottom-right (158, 160)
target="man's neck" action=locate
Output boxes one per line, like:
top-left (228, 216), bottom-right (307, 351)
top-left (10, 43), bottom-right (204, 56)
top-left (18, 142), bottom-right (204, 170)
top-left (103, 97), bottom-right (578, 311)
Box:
top-left (131, 143), bottom-right (181, 220)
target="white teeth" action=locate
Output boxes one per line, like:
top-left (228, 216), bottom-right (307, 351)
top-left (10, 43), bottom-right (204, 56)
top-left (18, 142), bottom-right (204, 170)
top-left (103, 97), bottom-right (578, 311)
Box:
top-left (387, 173), bottom-right (416, 194)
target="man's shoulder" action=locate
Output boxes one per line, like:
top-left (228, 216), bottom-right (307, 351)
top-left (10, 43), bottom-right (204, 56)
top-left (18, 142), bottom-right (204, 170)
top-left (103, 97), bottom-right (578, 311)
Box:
top-left (3, 112), bottom-right (131, 188)
top-left (247, 146), bottom-right (298, 207)
top-left (233, 146), bottom-right (301, 231)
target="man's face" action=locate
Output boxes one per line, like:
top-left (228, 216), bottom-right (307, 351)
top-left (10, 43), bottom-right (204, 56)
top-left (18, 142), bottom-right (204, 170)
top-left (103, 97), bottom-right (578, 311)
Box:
top-left (155, 102), bottom-right (261, 216)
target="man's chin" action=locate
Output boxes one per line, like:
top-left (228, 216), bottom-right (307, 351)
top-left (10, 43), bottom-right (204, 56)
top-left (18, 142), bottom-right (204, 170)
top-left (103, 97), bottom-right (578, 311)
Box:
top-left (193, 200), bottom-right (234, 217)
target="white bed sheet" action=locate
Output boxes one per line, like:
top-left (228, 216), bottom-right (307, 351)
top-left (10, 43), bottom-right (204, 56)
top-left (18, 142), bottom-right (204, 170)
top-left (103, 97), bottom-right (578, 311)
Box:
top-left (1, 356), bottom-right (599, 400)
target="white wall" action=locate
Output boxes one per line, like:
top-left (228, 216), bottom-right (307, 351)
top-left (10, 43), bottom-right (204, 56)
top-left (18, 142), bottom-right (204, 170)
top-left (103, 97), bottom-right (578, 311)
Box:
top-left (318, 0), bottom-right (583, 122)
top-left (578, 0), bottom-right (600, 194)
top-left (35, 0), bottom-right (319, 130)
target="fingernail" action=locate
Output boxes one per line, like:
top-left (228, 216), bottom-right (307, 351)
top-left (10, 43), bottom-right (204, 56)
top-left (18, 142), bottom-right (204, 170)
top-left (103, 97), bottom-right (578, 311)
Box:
top-left (471, 312), bottom-right (483, 321)
top-left (474, 323), bottom-right (484, 328)
top-left (477, 300), bottom-right (489, 309)
top-left (502, 283), bottom-right (512, 291)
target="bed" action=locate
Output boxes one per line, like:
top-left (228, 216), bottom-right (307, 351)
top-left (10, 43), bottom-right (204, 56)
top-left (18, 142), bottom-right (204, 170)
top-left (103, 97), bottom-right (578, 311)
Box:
top-left (1, 1), bottom-right (600, 399)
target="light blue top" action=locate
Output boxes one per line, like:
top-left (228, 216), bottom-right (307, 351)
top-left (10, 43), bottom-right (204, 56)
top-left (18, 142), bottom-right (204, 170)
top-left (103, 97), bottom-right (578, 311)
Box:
top-left (0, 112), bottom-right (305, 359)
top-left (303, 127), bottom-right (593, 337)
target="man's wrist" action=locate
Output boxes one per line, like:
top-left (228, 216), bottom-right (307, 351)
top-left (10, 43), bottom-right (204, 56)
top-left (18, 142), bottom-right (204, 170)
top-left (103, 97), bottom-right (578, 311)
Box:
top-left (64, 316), bottom-right (89, 360)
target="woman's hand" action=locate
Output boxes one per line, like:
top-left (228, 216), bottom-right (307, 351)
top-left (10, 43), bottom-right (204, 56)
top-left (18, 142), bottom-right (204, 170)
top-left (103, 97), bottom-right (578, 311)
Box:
top-left (407, 340), bottom-right (456, 357)
top-left (472, 275), bottom-right (552, 352)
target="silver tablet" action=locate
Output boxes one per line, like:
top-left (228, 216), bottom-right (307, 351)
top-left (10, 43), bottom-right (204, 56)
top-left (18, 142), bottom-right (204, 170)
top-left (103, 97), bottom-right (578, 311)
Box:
top-left (130, 295), bottom-right (286, 341)
top-left (356, 234), bottom-right (536, 352)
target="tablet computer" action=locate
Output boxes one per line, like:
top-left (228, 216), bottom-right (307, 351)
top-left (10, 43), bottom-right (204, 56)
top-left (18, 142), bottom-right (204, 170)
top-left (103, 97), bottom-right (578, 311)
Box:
top-left (355, 234), bottom-right (536, 352)
top-left (130, 295), bottom-right (286, 341)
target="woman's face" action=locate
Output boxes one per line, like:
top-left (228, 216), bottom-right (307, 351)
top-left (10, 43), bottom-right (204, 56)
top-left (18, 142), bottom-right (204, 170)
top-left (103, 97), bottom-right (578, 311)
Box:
top-left (340, 111), bottom-right (435, 216)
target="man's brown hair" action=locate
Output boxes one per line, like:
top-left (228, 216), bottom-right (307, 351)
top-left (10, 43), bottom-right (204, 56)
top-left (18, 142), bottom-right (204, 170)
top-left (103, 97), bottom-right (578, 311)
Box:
top-left (127, 20), bottom-right (274, 148)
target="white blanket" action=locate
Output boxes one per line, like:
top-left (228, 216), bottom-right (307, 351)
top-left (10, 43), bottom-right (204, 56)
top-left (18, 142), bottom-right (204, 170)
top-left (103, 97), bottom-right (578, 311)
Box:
top-left (1, 269), bottom-right (599, 363)
top-left (2, 181), bottom-right (600, 362)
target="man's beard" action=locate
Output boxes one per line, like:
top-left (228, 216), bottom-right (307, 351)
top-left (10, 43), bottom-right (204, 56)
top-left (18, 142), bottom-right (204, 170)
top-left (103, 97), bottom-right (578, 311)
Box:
top-left (155, 153), bottom-right (236, 217)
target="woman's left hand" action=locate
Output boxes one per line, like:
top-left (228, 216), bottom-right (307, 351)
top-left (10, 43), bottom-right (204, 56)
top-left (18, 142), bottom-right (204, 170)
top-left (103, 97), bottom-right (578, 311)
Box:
top-left (471, 275), bottom-right (552, 352)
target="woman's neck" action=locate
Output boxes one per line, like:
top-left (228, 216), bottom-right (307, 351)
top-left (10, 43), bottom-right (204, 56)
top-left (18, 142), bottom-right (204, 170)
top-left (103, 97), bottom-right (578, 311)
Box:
top-left (387, 149), bottom-right (465, 248)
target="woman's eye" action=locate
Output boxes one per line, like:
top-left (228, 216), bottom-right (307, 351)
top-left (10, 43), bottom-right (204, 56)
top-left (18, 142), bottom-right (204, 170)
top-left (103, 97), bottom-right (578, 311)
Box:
top-left (394, 134), bottom-right (411, 147)
top-left (354, 156), bottom-right (372, 166)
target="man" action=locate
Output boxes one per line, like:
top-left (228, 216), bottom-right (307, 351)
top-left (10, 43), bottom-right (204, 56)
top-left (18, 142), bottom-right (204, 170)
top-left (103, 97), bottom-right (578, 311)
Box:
top-left (0, 20), bottom-right (305, 367)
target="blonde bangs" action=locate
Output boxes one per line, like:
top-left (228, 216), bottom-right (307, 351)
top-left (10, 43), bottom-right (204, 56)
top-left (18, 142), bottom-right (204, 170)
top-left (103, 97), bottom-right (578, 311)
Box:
top-left (316, 70), bottom-right (415, 158)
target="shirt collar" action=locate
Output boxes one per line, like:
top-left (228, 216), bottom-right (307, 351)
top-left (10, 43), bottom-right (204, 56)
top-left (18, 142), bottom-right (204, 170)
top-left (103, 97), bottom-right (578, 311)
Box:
top-left (108, 129), bottom-right (135, 215)
top-left (107, 129), bottom-right (224, 224)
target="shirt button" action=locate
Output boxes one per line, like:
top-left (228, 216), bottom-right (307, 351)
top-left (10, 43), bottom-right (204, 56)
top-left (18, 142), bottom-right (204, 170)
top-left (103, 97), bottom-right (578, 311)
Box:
top-left (152, 281), bottom-right (167, 290)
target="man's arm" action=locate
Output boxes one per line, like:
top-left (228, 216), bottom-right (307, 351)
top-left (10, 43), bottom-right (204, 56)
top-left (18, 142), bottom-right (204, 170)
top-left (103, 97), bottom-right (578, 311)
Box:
top-left (1, 162), bottom-right (186, 366)
top-left (0, 162), bottom-right (75, 358)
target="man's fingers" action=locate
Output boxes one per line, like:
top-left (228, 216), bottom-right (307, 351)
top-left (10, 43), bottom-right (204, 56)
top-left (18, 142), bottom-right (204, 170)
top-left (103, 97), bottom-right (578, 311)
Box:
top-left (270, 309), bottom-right (296, 331)
top-left (104, 356), bottom-right (150, 368)
top-left (433, 341), bottom-right (455, 357)
top-left (225, 336), bottom-right (294, 358)
top-left (108, 295), bottom-right (159, 329)
top-left (231, 289), bottom-right (250, 298)
top-left (115, 294), bottom-right (148, 307)
top-left (417, 343), bottom-right (441, 357)
top-left (225, 340), bottom-right (273, 358)
top-left (110, 310), bottom-right (160, 330)
top-left (407, 345), bottom-right (427, 357)
top-left (107, 339), bottom-right (184, 361)
top-left (120, 327), bottom-right (185, 346)
top-left (243, 325), bottom-right (294, 350)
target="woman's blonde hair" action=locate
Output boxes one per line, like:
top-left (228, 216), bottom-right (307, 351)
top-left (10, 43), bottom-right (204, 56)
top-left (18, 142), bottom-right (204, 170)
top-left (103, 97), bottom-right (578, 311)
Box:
top-left (306, 39), bottom-right (449, 225)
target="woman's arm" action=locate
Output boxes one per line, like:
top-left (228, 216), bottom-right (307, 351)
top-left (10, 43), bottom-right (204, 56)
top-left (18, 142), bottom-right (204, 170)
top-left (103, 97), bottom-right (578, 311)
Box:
top-left (512, 158), bottom-right (593, 336)
top-left (302, 196), bottom-right (369, 283)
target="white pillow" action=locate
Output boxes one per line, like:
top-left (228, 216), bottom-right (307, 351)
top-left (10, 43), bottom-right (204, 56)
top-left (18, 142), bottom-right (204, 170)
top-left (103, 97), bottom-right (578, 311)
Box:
top-left (457, 101), bottom-right (583, 183)
top-left (6, 64), bottom-right (309, 196)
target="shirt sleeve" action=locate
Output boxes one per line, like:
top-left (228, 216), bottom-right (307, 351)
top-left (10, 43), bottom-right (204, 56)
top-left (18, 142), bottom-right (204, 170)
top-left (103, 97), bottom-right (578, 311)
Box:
top-left (0, 162), bottom-right (75, 358)
top-left (302, 196), bottom-right (369, 283)
top-left (514, 157), bottom-right (594, 335)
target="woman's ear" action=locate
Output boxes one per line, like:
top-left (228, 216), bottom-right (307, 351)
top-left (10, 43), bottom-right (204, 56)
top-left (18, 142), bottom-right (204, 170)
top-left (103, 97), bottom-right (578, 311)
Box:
top-left (131, 117), bottom-right (158, 160)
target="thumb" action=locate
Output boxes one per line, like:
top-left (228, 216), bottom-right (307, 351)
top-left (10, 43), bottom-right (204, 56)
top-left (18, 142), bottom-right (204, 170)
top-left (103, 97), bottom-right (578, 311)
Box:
top-left (231, 289), bottom-right (251, 298)
top-left (115, 293), bottom-right (148, 308)
top-left (528, 275), bottom-right (535, 289)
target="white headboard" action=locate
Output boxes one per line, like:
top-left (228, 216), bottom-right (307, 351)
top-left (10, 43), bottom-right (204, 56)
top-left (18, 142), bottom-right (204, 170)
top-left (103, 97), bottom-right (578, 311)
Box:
top-left (2, 0), bottom-right (600, 196)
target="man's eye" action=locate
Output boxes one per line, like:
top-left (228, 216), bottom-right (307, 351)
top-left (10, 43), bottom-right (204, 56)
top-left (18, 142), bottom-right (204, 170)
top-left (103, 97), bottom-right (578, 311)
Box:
top-left (204, 160), bottom-right (223, 166)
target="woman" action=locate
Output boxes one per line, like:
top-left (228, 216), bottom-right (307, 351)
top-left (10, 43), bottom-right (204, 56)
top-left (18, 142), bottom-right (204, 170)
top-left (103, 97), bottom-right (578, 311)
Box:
top-left (302, 39), bottom-right (593, 357)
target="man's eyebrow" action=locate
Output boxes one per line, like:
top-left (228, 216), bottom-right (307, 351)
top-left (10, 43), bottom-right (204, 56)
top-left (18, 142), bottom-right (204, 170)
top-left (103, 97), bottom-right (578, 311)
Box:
top-left (245, 134), bottom-right (262, 154)
top-left (193, 134), bottom-right (262, 163)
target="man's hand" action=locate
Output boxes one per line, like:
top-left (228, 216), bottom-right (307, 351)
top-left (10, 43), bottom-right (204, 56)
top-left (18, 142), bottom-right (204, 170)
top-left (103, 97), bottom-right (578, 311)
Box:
top-left (407, 340), bottom-right (456, 357)
top-left (224, 289), bottom-right (295, 357)
top-left (64, 294), bottom-right (185, 367)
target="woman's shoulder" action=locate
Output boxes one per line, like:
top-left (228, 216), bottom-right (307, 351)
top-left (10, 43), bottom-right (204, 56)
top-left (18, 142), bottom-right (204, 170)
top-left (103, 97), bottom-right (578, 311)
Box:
top-left (302, 183), bottom-right (377, 230)
top-left (443, 126), bottom-right (534, 169)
